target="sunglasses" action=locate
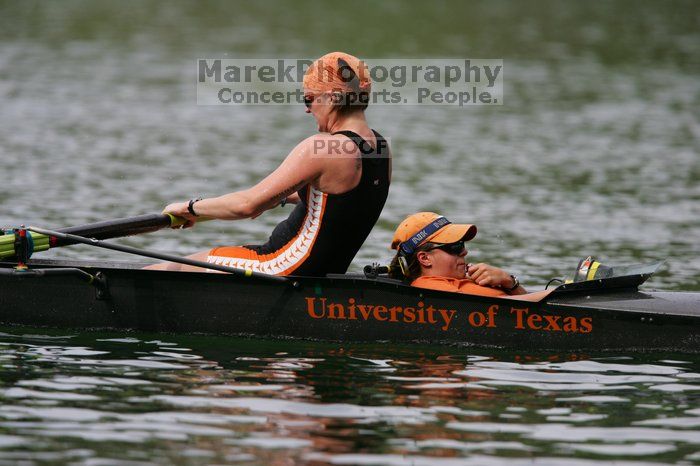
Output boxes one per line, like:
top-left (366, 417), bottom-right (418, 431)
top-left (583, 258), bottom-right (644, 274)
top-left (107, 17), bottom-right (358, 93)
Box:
top-left (426, 241), bottom-right (466, 256)
top-left (304, 95), bottom-right (315, 110)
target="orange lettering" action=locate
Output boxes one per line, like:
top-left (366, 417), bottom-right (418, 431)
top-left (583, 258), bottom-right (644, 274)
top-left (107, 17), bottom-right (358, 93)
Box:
top-left (527, 313), bottom-right (542, 330)
top-left (543, 314), bottom-right (561, 331)
top-left (306, 297), bottom-right (325, 319)
top-left (357, 304), bottom-right (372, 320)
top-left (328, 303), bottom-right (345, 319)
top-left (416, 308), bottom-right (426, 324)
top-left (426, 305), bottom-right (438, 324)
top-left (374, 305), bottom-right (388, 321)
top-left (511, 307), bottom-right (529, 329)
top-left (579, 317), bottom-right (592, 333)
top-left (563, 316), bottom-right (578, 332)
top-left (468, 311), bottom-right (486, 327)
top-left (438, 309), bottom-right (456, 331)
top-left (388, 306), bottom-right (401, 322)
top-left (347, 298), bottom-right (357, 320)
top-left (403, 307), bottom-right (416, 323)
top-left (486, 305), bottom-right (498, 328)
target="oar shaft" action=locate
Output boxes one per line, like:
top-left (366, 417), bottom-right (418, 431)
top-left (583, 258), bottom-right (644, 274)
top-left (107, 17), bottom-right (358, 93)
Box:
top-left (56, 213), bottom-right (184, 245)
top-left (27, 226), bottom-right (287, 282)
top-left (0, 213), bottom-right (185, 260)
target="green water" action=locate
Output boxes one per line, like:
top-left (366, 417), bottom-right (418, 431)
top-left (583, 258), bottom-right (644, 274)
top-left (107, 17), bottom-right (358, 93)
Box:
top-left (0, 329), bottom-right (699, 465)
top-left (0, 0), bottom-right (699, 464)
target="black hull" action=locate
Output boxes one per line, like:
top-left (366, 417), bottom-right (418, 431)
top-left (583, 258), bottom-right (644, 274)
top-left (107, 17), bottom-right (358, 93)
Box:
top-left (1, 260), bottom-right (698, 352)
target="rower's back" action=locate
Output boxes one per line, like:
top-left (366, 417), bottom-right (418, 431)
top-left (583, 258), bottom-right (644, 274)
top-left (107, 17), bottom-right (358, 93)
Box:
top-left (290, 130), bottom-right (390, 275)
top-left (207, 130), bottom-right (390, 276)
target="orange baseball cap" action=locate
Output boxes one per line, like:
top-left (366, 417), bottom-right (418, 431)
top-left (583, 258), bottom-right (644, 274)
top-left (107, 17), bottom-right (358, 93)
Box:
top-left (303, 52), bottom-right (371, 96)
top-left (391, 212), bottom-right (477, 253)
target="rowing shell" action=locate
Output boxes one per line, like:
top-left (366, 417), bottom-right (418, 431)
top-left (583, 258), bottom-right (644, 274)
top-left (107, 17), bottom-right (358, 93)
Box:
top-left (0, 259), bottom-right (698, 352)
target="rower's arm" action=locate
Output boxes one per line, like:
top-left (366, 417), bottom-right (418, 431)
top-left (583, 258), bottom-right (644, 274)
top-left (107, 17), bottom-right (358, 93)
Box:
top-left (168, 137), bottom-right (323, 221)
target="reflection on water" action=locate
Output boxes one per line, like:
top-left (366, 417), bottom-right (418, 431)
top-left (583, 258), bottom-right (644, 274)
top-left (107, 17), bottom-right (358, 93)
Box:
top-left (0, 330), bottom-right (698, 465)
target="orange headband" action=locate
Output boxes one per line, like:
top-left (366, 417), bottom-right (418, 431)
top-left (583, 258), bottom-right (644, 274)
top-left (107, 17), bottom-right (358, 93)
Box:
top-left (303, 52), bottom-right (372, 96)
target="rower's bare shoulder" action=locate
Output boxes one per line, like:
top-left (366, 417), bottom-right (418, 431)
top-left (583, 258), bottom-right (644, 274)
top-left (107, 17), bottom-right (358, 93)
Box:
top-left (292, 133), bottom-right (356, 160)
top-left (290, 134), bottom-right (334, 157)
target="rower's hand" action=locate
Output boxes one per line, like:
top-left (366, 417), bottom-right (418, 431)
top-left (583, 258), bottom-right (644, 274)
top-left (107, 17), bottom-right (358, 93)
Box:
top-left (466, 263), bottom-right (513, 288)
top-left (163, 202), bottom-right (196, 229)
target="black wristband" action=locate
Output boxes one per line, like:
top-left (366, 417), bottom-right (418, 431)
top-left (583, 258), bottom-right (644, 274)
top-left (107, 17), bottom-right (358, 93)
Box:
top-left (504, 274), bottom-right (520, 292)
top-left (188, 198), bottom-right (202, 217)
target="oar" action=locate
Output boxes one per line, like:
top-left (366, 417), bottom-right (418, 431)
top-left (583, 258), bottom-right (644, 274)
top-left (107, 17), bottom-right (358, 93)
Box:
top-left (26, 225), bottom-right (287, 282)
top-left (0, 213), bottom-right (187, 260)
top-left (57, 213), bottom-right (188, 244)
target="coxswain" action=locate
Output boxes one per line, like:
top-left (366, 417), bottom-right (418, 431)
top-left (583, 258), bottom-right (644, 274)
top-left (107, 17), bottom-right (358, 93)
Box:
top-left (389, 212), bottom-right (528, 296)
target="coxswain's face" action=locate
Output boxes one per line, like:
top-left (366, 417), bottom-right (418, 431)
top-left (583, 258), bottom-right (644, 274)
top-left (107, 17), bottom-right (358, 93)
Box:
top-left (417, 244), bottom-right (468, 279)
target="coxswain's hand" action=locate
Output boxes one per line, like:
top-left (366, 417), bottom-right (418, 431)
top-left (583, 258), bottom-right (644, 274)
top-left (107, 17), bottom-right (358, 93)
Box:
top-left (466, 263), bottom-right (513, 288)
top-left (163, 202), bottom-right (196, 229)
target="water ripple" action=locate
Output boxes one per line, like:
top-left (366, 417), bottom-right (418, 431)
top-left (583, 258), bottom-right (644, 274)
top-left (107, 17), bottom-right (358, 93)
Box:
top-left (148, 395), bottom-right (438, 424)
top-left (0, 330), bottom-right (699, 464)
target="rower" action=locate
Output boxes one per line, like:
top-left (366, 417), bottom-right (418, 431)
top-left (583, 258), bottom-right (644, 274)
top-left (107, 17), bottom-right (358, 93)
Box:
top-left (389, 212), bottom-right (527, 296)
top-left (148, 52), bottom-right (391, 276)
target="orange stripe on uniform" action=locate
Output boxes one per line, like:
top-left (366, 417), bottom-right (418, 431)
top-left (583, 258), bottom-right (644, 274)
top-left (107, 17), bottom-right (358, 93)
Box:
top-left (206, 187), bottom-right (327, 276)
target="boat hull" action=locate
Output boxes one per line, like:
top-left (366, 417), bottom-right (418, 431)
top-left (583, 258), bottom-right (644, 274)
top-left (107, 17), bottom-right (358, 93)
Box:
top-left (1, 260), bottom-right (698, 352)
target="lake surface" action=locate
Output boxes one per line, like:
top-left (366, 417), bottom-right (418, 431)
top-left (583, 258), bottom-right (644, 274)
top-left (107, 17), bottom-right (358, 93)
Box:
top-left (0, 0), bottom-right (699, 464)
top-left (0, 329), bottom-right (699, 466)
